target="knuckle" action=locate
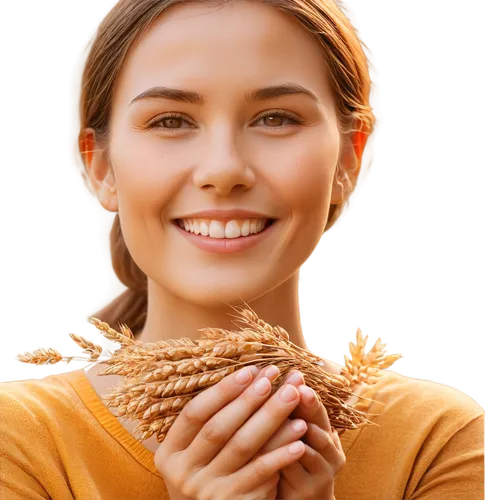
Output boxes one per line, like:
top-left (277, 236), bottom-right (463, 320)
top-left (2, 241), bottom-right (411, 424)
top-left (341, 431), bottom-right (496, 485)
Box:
top-left (157, 458), bottom-right (183, 488)
top-left (154, 449), bottom-right (173, 478)
top-left (182, 475), bottom-right (203, 499)
top-left (182, 400), bottom-right (206, 427)
top-left (318, 431), bottom-right (334, 451)
top-left (188, 468), bottom-right (215, 499)
top-left (252, 454), bottom-right (271, 481)
top-left (231, 436), bottom-right (254, 456)
top-left (200, 419), bottom-right (227, 447)
top-left (196, 483), bottom-right (210, 500)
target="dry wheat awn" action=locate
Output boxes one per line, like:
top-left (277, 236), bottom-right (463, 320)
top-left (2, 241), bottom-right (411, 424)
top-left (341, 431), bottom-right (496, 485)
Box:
top-left (17, 304), bottom-right (402, 443)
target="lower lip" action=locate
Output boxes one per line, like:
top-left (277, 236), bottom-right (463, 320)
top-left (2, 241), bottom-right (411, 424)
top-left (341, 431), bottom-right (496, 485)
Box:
top-left (172, 220), bottom-right (277, 254)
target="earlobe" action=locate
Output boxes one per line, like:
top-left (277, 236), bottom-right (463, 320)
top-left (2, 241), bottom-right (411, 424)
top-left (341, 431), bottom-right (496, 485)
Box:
top-left (100, 181), bottom-right (119, 212)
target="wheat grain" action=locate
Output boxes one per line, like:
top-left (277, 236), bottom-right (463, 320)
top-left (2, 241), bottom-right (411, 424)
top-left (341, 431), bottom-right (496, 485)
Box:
top-left (88, 317), bottom-right (136, 348)
top-left (16, 306), bottom-right (401, 443)
top-left (68, 334), bottom-right (103, 361)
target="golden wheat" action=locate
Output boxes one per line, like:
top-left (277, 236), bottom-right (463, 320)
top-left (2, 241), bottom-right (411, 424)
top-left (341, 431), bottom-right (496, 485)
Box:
top-left (16, 304), bottom-right (402, 443)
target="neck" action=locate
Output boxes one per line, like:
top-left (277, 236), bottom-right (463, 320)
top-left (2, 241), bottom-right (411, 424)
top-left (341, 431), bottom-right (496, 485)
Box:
top-left (137, 272), bottom-right (309, 351)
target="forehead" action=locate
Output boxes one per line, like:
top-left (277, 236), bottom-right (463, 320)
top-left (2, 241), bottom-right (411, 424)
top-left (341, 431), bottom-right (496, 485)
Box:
top-left (114, 1), bottom-right (334, 107)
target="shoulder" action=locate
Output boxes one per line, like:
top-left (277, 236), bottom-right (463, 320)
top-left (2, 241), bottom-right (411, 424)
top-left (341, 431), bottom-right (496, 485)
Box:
top-left (0, 370), bottom-right (84, 441)
top-left (368, 369), bottom-right (484, 423)
top-left (338, 370), bottom-right (484, 498)
top-left (350, 369), bottom-right (484, 458)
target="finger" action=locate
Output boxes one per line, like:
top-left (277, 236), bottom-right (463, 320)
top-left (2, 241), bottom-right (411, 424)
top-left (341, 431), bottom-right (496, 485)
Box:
top-left (186, 365), bottom-right (284, 469)
top-left (283, 371), bottom-right (331, 435)
top-left (299, 423), bottom-right (342, 475)
top-left (233, 440), bottom-right (307, 493)
top-left (158, 364), bottom-right (260, 455)
top-left (283, 369), bottom-right (305, 388)
top-left (212, 378), bottom-right (303, 474)
top-left (331, 427), bottom-right (345, 454)
top-left (278, 458), bottom-right (308, 488)
top-left (292, 384), bottom-right (332, 434)
top-left (256, 417), bottom-right (308, 456)
top-left (306, 424), bottom-right (340, 474)
top-left (280, 442), bottom-right (328, 487)
top-left (280, 442), bottom-right (341, 497)
top-left (276, 471), bottom-right (292, 500)
top-left (275, 370), bottom-right (333, 442)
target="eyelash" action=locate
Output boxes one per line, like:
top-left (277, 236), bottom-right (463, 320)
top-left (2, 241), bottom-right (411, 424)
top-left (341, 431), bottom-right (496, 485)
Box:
top-left (147, 109), bottom-right (305, 132)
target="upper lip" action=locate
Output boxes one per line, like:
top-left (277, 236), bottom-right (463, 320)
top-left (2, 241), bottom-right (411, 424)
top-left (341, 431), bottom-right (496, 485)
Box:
top-left (174, 209), bottom-right (276, 221)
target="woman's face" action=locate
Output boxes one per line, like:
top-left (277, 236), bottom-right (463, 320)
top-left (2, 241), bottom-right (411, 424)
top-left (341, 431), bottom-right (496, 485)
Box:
top-left (104, 0), bottom-right (343, 306)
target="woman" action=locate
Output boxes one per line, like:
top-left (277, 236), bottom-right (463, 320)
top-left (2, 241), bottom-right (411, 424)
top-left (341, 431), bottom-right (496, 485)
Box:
top-left (0, 1), bottom-right (484, 499)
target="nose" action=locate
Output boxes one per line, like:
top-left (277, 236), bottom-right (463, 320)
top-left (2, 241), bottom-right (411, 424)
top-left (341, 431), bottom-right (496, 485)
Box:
top-left (193, 126), bottom-right (256, 197)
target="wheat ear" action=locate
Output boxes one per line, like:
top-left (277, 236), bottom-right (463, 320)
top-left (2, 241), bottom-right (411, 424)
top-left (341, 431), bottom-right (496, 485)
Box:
top-left (16, 307), bottom-right (401, 443)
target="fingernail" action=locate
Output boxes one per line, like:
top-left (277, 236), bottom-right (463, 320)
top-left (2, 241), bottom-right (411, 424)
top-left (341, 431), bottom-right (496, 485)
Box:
top-left (264, 365), bottom-right (279, 380)
top-left (235, 367), bottom-right (252, 384)
top-left (254, 377), bottom-right (271, 395)
top-left (299, 385), bottom-right (316, 406)
top-left (248, 365), bottom-right (260, 377)
top-left (291, 419), bottom-right (307, 433)
top-left (281, 385), bottom-right (298, 402)
top-left (288, 441), bottom-right (304, 454)
top-left (286, 370), bottom-right (304, 385)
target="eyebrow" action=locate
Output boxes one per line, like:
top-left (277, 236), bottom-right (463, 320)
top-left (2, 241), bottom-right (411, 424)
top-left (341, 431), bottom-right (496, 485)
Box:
top-left (129, 83), bottom-right (319, 106)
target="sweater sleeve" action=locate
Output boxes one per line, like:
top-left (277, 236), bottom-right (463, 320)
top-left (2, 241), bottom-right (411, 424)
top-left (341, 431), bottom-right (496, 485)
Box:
top-left (409, 413), bottom-right (484, 500)
top-left (0, 385), bottom-right (51, 499)
top-left (0, 452), bottom-right (50, 499)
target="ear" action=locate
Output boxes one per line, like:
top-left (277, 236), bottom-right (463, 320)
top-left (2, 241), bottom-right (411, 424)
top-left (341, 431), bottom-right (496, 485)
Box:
top-left (330, 125), bottom-right (370, 205)
top-left (79, 128), bottom-right (118, 212)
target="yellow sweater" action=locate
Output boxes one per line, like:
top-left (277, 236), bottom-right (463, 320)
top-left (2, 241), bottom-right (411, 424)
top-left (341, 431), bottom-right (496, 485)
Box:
top-left (0, 368), bottom-right (484, 500)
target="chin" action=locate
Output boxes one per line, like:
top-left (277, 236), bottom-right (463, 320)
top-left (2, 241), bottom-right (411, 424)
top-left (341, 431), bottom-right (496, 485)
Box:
top-left (167, 278), bottom-right (272, 310)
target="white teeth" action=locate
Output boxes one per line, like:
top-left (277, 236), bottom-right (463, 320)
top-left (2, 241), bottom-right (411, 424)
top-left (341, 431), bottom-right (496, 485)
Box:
top-left (178, 218), bottom-right (272, 238)
top-left (209, 221), bottom-right (226, 239)
top-left (200, 220), bottom-right (209, 236)
top-left (224, 220), bottom-right (241, 239)
top-left (241, 219), bottom-right (250, 237)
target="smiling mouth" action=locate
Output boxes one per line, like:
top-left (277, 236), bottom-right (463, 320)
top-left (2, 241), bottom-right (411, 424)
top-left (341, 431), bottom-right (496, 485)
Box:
top-left (174, 218), bottom-right (277, 239)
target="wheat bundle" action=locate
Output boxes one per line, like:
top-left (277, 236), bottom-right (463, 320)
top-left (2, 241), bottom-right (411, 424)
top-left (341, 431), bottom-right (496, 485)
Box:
top-left (17, 305), bottom-right (402, 443)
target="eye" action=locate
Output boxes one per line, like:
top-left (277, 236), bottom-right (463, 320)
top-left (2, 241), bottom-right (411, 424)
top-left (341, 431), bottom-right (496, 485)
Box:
top-left (253, 110), bottom-right (305, 128)
top-left (145, 110), bottom-right (305, 132)
top-left (147, 113), bottom-right (195, 131)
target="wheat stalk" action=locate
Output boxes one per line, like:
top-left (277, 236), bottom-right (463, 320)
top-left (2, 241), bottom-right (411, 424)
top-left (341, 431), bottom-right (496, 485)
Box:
top-left (16, 304), bottom-right (401, 443)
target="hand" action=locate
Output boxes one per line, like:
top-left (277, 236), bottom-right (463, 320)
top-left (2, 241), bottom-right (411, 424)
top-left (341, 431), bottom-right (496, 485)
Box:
top-left (154, 364), bottom-right (306, 500)
top-left (258, 370), bottom-right (346, 500)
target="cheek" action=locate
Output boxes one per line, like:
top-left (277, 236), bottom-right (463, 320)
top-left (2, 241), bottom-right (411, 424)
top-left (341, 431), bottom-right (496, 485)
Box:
top-left (262, 134), bottom-right (338, 219)
top-left (110, 130), bottom-right (184, 212)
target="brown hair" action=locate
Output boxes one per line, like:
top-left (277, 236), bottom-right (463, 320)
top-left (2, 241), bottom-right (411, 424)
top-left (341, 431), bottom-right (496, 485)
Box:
top-left (78, 0), bottom-right (375, 338)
